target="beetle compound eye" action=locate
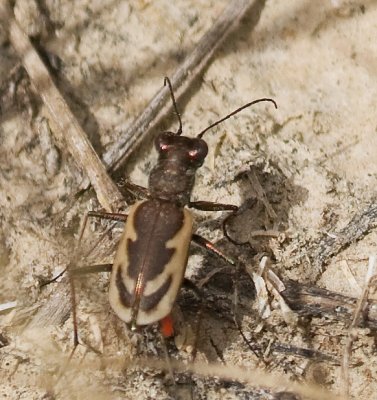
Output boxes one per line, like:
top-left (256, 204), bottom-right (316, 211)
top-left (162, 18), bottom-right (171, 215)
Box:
top-left (187, 140), bottom-right (208, 166)
top-left (189, 139), bottom-right (208, 161)
top-left (155, 132), bottom-right (174, 153)
top-left (197, 139), bottom-right (208, 158)
top-left (188, 149), bottom-right (199, 158)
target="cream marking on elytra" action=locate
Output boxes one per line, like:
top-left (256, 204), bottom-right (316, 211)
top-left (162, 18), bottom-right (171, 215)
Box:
top-left (140, 209), bottom-right (193, 324)
top-left (109, 200), bottom-right (193, 326)
top-left (143, 210), bottom-right (192, 296)
top-left (108, 201), bottom-right (140, 322)
top-left (109, 201), bottom-right (193, 325)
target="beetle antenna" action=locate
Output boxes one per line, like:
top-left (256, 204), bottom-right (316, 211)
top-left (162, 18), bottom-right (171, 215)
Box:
top-left (196, 98), bottom-right (277, 139)
top-left (164, 77), bottom-right (183, 136)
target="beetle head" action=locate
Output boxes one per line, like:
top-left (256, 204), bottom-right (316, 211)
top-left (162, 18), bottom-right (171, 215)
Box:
top-left (148, 132), bottom-right (208, 206)
top-left (147, 77), bottom-right (277, 206)
top-left (155, 131), bottom-right (208, 167)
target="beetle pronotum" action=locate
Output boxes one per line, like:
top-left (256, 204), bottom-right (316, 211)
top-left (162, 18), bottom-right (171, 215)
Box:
top-left (77, 78), bottom-right (277, 339)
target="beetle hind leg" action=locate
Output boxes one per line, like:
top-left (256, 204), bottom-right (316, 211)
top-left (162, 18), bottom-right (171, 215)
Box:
top-left (191, 234), bottom-right (260, 361)
top-left (192, 233), bottom-right (235, 266)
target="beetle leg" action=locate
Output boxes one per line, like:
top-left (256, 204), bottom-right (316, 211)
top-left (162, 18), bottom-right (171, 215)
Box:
top-left (188, 200), bottom-right (238, 212)
top-left (191, 233), bottom-right (235, 266)
top-left (182, 277), bottom-right (202, 298)
top-left (43, 215), bottom-right (121, 287)
top-left (182, 278), bottom-right (203, 361)
top-left (67, 211), bottom-right (127, 351)
top-left (159, 331), bottom-right (175, 384)
top-left (222, 212), bottom-right (248, 246)
top-left (119, 179), bottom-right (150, 199)
top-left (72, 263), bottom-right (113, 275)
top-left (78, 210), bottom-right (128, 245)
top-left (87, 211), bottom-right (128, 221)
top-left (189, 202), bottom-right (242, 246)
top-left (80, 210), bottom-right (127, 237)
top-left (191, 236), bottom-right (259, 361)
top-left (44, 212), bottom-right (126, 285)
top-left (190, 199), bottom-right (261, 246)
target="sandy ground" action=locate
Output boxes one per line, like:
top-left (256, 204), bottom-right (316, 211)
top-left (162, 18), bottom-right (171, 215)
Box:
top-left (1, 0), bottom-right (377, 399)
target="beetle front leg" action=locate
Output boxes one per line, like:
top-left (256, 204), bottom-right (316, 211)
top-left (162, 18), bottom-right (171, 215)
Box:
top-left (189, 202), bottom-right (241, 246)
top-left (119, 179), bottom-right (150, 199)
top-left (190, 199), bottom-right (262, 246)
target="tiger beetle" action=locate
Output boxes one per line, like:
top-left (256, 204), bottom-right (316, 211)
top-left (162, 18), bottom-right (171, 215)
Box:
top-left (76, 77), bottom-right (277, 338)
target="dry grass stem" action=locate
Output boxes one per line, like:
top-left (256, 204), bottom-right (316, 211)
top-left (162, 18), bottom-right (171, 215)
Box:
top-left (341, 256), bottom-right (377, 399)
top-left (281, 279), bottom-right (377, 330)
top-left (58, 355), bottom-right (344, 400)
top-left (312, 203), bottom-right (377, 275)
top-left (102, 0), bottom-right (267, 171)
top-left (0, 0), bottom-right (123, 212)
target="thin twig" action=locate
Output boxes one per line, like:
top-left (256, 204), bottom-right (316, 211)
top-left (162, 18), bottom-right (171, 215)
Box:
top-left (29, 268), bottom-right (377, 332)
top-left (27, 277), bottom-right (71, 328)
top-left (281, 279), bottom-right (377, 330)
top-left (102, 0), bottom-right (267, 172)
top-left (0, 0), bottom-right (267, 210)
top-left (311, 202), bottom-right (377, 275)
top-left (0, 300), bottom-right (18, 313)
top-left (247, 168), bottom-right (277, 219)
top-left (0, 0), bottom-right (124, 212)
